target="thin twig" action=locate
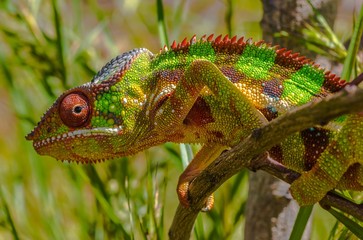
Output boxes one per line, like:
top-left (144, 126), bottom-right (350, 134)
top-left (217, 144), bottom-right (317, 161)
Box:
top-left (169, 85), bottom-right (363, 239)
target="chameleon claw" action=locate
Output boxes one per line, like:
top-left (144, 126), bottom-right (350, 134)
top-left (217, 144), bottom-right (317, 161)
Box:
top-left (177, 181), bottom-right (191, 208)
top-left (177, 179), bottom-right (214, 211)
top-left (201, 194), bottom-right (214, 212)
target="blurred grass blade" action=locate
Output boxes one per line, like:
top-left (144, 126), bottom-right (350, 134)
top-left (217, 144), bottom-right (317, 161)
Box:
top-left (76, 166), bottom-right (130, 239)
top-left (124, 176), bottom-right (135, 240)
top-left (146, 158), bottom-right (161, 239)
top-left (341, 4), bottom-right (363, 81)
top-left (51, 0), bottom-right (67, 89)
top-left (0, 188), bottom-right (20, 240)
top-left (289, 205), bottom-right (313, 240)
top-left (328, 220), bottom-right (339, 239)
top-left (307, 0), bottom-right (345, 51)
top-left (0, 48), bottom-right (13, 87)
top-left (164, 143), bottom-right (184, 170)
top-left (194, 214), bottom-right (206, 240)
top-left (328, 208), bottom-right (363, 239)
top-left (156, 0), bottom-right (169, 46)
top-left (158, 177), bottom-right (167, 238)
top-left (301, 1), bottom-right (346, 60)
top-left (179, 143), bottom-right (207, 239)
top-left (225, 0), bottom-right (235, 36)
top-left (172, 0), bottom-right (188, 35)
top-left (180, 143), bottom-right (194, 168)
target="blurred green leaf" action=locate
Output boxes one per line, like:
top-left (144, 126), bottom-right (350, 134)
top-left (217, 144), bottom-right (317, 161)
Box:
top-left (341, 4), bottom-right (363, 80)
top-left (289, 205), bottom-right (314, 240)
top-left (328, 207), bottom-right (363, 239)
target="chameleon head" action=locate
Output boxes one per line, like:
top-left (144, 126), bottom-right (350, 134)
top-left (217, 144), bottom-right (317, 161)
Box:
top-left (25, 85), bottom-right (124, 162)
top-left (26, 48), bottom-right (154, 163)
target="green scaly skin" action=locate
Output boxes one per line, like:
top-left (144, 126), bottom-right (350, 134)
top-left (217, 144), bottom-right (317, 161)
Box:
top-left (26, 35), bottom-right (363, 208)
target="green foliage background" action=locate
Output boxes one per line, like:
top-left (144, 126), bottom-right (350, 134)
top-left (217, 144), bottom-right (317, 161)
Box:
top-left (0, 0), bottom-right (361, 239)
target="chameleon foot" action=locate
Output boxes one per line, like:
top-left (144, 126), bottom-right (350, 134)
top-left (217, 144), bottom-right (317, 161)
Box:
top-left (201, 194), bottom-right (214, 212)
top-left (177, 181), bottom-right (214, 211)
top-left (177, 181), bottom-right (191, 208)
top-left (176, 144), bottom-right (225, 210)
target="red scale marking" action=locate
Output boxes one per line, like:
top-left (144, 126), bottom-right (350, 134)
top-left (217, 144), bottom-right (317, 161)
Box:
top-left (219, 66), bottom-right (246, 83)
top-left (183, 97), bottom-right (215, 126)
top-left (262, 78), bottom-right (284, 99)
top-left (269, 145), bottom-right (284, 163)
top-left (300, 128), bottom-right (330, 171)
top-left (258, 107), bottom-right (279, 121)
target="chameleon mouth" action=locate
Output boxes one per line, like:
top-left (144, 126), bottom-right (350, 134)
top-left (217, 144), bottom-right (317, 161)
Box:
top-left (32, 126), bottom-right (123, 150)
top-left (30, 126), bottom-right (126, 163)
top-left (25, 130), bottom-right (35, 140)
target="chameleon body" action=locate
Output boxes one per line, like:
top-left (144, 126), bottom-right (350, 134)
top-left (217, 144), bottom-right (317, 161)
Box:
top-left (26, 35), bottom-right (363, 207)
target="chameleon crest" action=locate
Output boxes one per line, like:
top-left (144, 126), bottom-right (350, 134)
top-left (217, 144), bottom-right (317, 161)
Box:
top-left (27, 34), bottom-right (363, 207)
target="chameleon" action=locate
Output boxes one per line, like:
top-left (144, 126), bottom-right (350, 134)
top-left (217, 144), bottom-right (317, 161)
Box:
top-left (26, 34), bottom-right (363, 209)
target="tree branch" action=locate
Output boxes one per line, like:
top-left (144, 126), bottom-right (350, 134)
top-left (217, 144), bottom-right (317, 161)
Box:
top-left (169, 83), bottom-right (363, 240)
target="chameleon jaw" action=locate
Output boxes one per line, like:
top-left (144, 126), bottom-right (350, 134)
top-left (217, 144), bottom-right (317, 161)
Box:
top-left (31, 126), bottom-right (124, 163)
top-left (32, 126), bottom-right (124, 149)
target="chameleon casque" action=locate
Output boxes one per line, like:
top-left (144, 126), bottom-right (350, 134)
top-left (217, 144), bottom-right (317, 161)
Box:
top-left (26, 34), bottom-right (363, 209)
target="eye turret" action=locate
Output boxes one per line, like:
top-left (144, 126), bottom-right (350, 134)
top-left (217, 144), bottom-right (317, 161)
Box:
top-left (59, 92), bottom-right (91, 128)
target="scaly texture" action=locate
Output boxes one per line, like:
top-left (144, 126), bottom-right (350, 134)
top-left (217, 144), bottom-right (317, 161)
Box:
top-left (26, 35), bottom-right (363, 206)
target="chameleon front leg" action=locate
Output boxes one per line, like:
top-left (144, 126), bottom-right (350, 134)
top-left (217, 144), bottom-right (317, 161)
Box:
top-left (154, 60), bottom-right (266, 209)
top-left (177, 143), bottom-right (227, 211)
top-left (290, 114), bottom-right (363, 205)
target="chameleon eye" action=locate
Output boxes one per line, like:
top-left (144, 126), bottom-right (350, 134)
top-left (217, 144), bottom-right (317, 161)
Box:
top-left (59, 92), bottom-right (90, 127)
